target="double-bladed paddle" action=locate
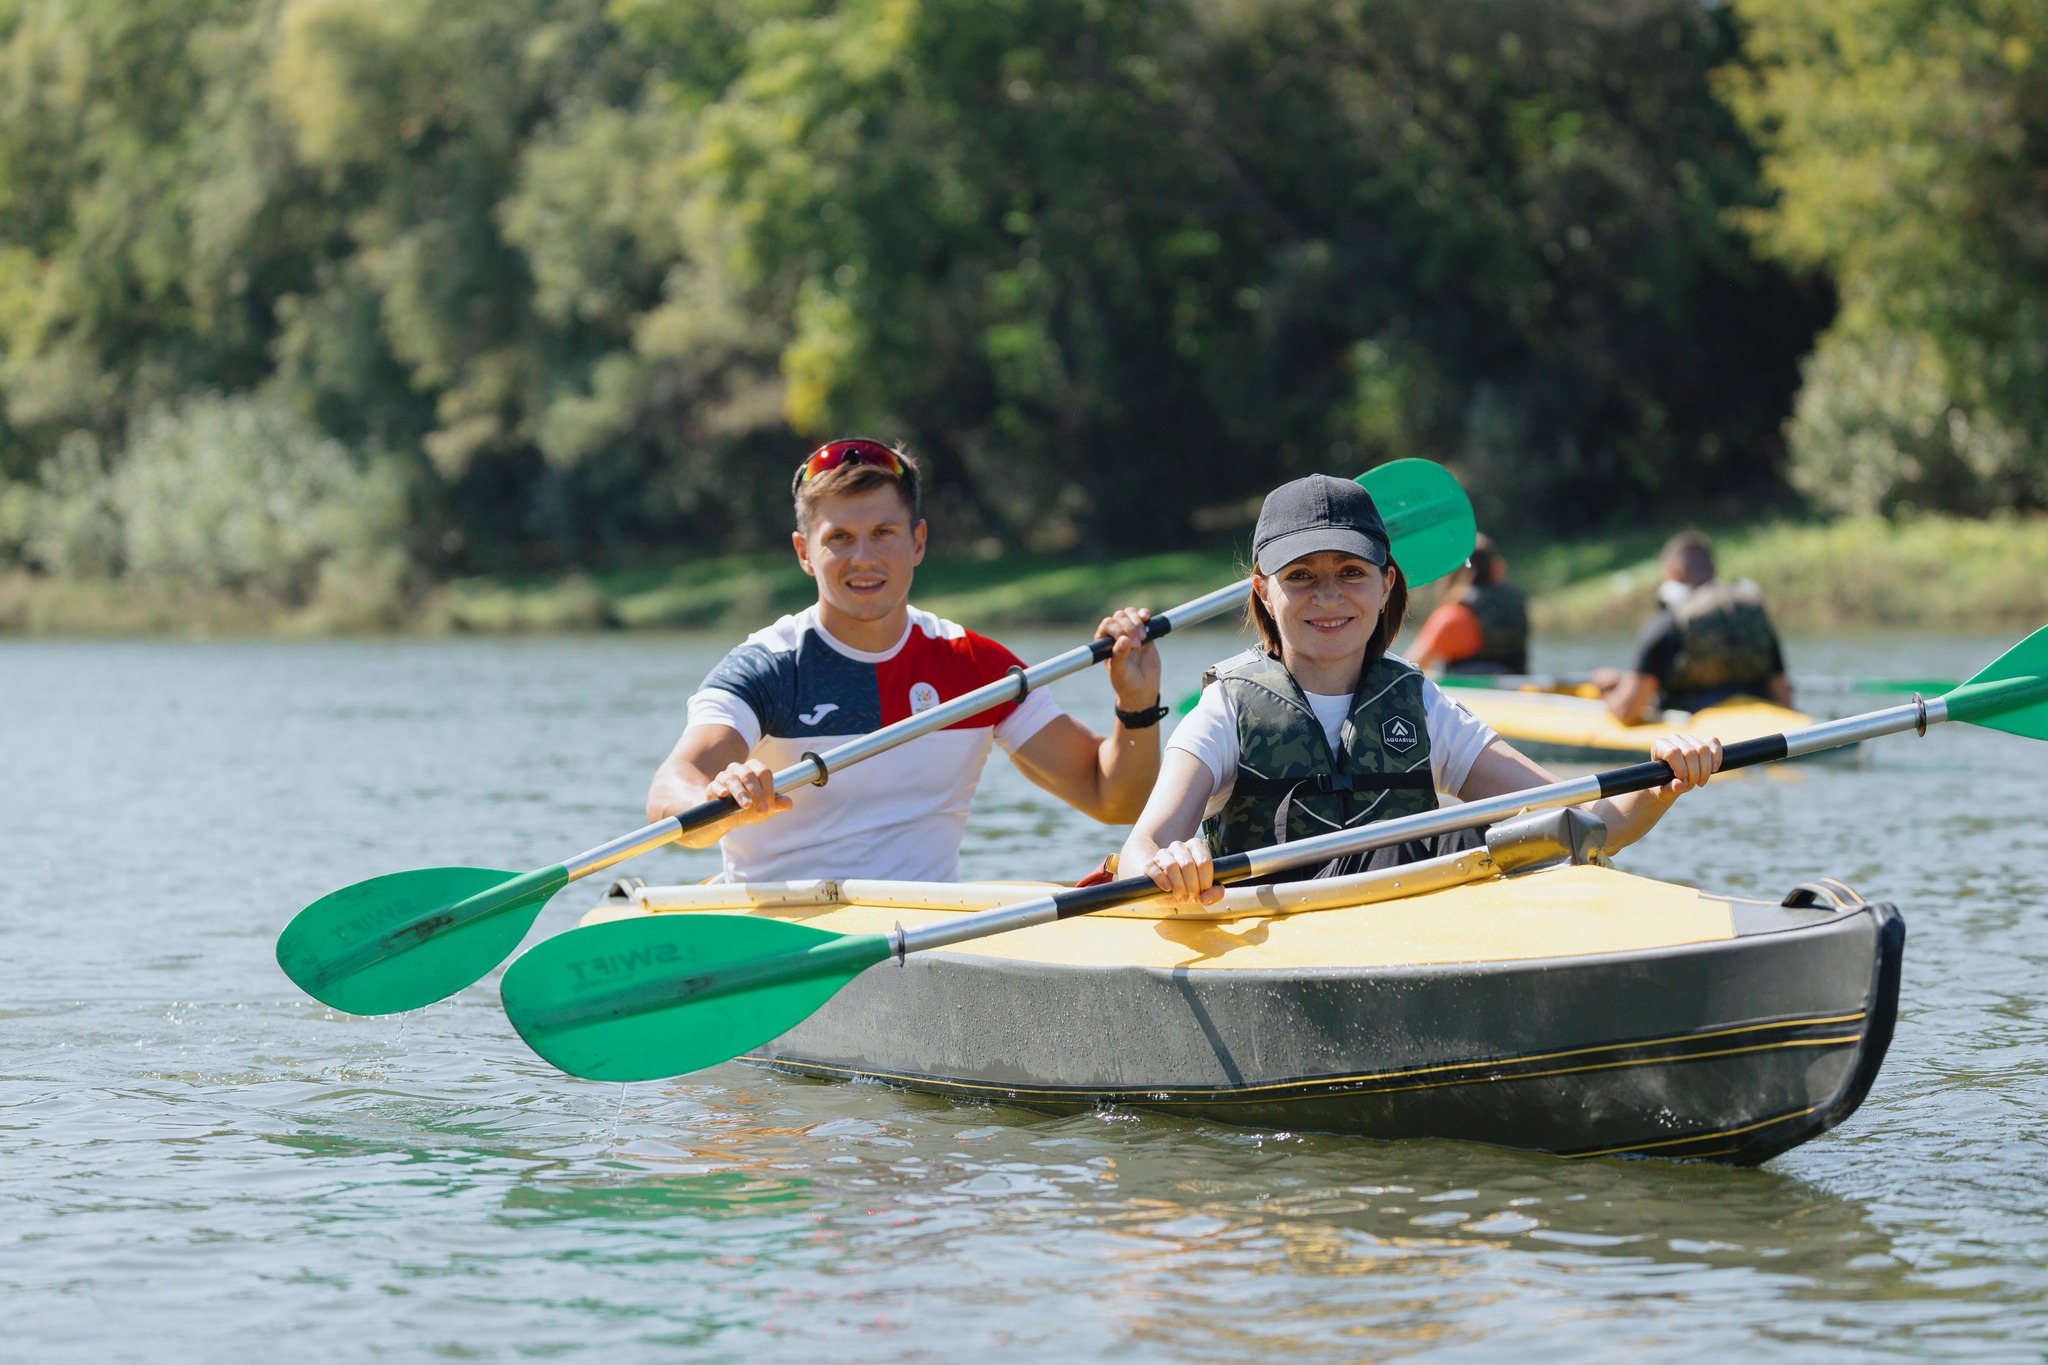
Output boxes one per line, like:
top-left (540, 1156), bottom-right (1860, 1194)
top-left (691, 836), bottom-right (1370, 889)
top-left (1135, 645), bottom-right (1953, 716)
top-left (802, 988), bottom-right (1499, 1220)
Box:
top-left (1431, 672), bottom-right (1964, 696)
top-left (501, 624), bottom-right (2048, 1082)
top-left (277, 457), bottom-right (1477, 1016)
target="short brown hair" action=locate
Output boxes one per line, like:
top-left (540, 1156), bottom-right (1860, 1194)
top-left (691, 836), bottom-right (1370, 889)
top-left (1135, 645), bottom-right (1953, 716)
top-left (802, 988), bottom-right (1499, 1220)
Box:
top-left (1661, 530), bottom-right (1714, 586)
top-left (793, 443), bottom-right (922, 532)
top-left (1249, 558), bottom-right (1409, 673)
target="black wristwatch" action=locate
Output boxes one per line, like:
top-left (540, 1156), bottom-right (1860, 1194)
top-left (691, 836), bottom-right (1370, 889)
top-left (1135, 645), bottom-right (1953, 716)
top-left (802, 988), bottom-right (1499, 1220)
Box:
top-left (1114, 698), bottom-right (1170, 729)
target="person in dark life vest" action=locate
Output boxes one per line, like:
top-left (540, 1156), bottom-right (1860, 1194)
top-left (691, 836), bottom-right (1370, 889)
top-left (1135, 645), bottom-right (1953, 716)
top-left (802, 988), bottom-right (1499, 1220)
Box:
top-left (1408, 532), bottom-right (1528, 675)
top-left (1592, 531), bottom-right (1793, 725)
top-left (1118, 475), bottom-right (1723, 905)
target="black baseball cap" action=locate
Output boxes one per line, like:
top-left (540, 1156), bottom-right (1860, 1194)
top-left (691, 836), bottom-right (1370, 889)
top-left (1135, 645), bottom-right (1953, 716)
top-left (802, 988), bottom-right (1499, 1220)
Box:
top-left (1252, 474), bottom-right (1391, 574)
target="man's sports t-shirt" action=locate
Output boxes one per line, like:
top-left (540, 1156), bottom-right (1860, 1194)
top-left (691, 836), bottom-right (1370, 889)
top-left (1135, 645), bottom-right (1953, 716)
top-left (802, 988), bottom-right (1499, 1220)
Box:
top-left (685, 605), bottom-right (1063, 883)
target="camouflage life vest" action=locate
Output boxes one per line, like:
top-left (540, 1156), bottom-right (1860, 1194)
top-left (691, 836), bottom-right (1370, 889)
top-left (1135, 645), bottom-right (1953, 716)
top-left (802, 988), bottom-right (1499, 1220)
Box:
top-left (1200, 649), bottom-right (1438, 859)
top-left (1455, 581), bottom-right (1529, 674)
top-left (1664, 579), bottom-right (1780, 708)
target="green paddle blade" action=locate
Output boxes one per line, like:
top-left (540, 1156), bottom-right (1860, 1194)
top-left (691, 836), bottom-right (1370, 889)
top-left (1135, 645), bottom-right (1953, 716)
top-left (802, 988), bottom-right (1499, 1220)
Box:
top-left (502, 915), bottom-right (893, 1082)
top-left (1942, 625), bottom-right (2048, 740)
top-left (276, 863), bottom-right (569, 1016)
top-left (1357, 458), bottom-right (1475, 588)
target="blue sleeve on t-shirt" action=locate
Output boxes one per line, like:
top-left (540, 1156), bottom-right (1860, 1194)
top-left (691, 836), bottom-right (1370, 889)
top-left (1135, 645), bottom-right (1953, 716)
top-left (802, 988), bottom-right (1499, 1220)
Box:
top-left (701, 641), bottom-right (798, 735)
top-left (698, 632), bottom-right (885, 739)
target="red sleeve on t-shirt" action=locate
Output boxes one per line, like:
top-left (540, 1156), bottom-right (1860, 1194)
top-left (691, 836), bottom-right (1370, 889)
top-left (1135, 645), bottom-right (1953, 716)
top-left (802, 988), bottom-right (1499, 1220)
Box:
top-left (1411, 602), bottom-right (1484, 663)
top-left (874, 627), bottom-right (1024, 728)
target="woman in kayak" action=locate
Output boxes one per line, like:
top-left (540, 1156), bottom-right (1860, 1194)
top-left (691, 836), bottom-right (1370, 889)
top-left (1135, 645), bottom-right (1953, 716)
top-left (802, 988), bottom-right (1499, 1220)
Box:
top-left (1119, 475), bottom-right (1724, 905)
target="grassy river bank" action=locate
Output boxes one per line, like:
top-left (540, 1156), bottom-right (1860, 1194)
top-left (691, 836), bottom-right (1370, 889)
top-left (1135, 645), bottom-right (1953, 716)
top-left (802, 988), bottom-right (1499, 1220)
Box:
top-left (3, 514), bottom-right (2045, 637)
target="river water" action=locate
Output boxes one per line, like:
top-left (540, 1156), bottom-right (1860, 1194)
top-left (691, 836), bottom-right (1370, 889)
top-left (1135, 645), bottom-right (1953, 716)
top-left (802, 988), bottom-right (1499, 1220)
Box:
top-left (3, 629), bottom-right (2044, 1362)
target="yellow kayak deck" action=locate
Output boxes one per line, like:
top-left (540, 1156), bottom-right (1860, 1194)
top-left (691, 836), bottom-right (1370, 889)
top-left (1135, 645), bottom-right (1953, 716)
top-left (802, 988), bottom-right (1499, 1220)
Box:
top-left (583, 862), bottom-right (1746, 974)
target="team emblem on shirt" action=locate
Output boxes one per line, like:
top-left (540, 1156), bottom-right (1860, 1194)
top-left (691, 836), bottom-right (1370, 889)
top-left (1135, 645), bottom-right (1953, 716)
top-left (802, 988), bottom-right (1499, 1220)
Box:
top-left (1381, 715), bottom-right (1419, 753)
top-left (909, 681), bottom-right (941, 714)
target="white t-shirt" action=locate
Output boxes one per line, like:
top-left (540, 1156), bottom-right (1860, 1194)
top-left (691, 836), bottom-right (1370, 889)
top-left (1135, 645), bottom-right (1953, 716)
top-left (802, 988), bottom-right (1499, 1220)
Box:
top-left (685, 605), bottom-right (1062, 883)
top-left (1168, 655), bottom-right (1498, 821)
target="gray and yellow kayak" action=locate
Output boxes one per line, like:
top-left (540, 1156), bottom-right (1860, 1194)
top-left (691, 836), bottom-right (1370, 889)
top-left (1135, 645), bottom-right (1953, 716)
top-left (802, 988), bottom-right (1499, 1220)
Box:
top-left (1452, 686), bottom-right (1851, 767)
top-left (581, 813), bottom-right (1901, 1164)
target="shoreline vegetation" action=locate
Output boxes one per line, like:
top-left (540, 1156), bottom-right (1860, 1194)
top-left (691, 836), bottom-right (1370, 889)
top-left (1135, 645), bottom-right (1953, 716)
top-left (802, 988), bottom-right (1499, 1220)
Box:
top-left (2, 513), bottom-right (2043, 639)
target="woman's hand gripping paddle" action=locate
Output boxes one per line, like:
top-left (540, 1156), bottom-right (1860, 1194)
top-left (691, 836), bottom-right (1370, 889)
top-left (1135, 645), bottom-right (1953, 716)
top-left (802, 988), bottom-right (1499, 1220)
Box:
top-left (277, 458), bottom-right (1479, 1017)
top-left (502, 624), bottom-right (2048, 1082)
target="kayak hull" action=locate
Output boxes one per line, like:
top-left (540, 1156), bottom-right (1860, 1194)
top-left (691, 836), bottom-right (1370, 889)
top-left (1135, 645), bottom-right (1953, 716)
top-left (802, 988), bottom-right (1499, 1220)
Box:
top-left (752, 892), bottom-right (1899, 1164)
top-left (586, 858), bottom-right (1902, 1165)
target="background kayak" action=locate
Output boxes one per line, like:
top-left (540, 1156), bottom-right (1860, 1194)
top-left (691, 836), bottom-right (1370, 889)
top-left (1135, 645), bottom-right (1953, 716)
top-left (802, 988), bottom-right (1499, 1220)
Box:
top-left (1453, 689), bottom-right (1855, 767)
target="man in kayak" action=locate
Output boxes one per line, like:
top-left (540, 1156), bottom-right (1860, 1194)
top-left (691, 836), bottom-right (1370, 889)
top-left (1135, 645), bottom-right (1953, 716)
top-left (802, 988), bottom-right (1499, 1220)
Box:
top-left (1407, 533), bottom-right (1528, 676)
top-left (1118, 475), bottom-right (1722, 904)
top-left (1593, 531), bottom-right (1792, 725)
top-left (647, 438), bottom-right (1166, 882)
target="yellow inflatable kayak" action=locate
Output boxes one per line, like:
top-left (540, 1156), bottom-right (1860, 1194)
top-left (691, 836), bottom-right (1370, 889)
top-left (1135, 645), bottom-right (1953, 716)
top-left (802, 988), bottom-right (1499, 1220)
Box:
top-left (1452, 686), bottom-right (1849, 766)
top-left (581, 810), bottom-right (1901, 1165)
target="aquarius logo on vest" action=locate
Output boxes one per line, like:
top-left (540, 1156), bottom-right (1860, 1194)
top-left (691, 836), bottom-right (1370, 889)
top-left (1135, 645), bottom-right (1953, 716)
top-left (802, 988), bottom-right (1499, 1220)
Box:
top-left (1381, 715), bottom-right (1419, 753)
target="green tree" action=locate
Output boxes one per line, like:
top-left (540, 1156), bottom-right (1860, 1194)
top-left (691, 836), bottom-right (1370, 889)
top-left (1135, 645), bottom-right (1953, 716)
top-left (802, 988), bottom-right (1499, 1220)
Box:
top-left (0, 0), bottom-right (1831, 592)
top-left (1726, 0), bottom-right (2048, 513)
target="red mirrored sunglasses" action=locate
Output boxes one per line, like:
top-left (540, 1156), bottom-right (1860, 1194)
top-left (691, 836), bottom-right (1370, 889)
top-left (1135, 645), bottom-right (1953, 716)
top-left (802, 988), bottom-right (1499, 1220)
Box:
top-left (792, 439), bottom-right (906, 495)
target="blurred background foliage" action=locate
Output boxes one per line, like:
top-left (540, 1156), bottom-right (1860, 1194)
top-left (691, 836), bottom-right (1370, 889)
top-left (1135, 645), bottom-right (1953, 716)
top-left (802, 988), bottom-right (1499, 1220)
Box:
top-left (0, 0), bottom-right (2037, 619)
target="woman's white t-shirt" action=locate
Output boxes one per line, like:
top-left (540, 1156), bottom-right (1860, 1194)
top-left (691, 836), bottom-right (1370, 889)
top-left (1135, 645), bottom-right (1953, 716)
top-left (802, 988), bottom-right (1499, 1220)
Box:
top-left (1168, 657), bottom-right (1499, 819)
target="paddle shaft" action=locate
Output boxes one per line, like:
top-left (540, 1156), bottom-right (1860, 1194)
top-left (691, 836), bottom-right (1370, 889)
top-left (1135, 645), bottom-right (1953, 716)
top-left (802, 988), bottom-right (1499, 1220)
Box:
top-left (1434, 671), bottom-right (1961, 696)
top-left (890, 682), bottom-right (2038, 956)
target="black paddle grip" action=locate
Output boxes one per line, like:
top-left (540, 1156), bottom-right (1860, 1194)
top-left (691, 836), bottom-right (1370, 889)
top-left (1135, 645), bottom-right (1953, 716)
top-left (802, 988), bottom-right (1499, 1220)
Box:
top-left (672, 793), bottom-right (742, 833)
top-left (1084, 611), bottom-right (1175, 666)
top-left (1051, 853), bottom-right (1254, 919)
top-left (1594, 734), bottom-right (1790, 798)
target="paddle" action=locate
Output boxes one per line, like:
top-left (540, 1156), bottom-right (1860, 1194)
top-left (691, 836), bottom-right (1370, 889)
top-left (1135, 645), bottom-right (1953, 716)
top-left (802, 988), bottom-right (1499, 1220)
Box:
top-left (277, 458), bottom-right (1475, 1016)
top-left (501, 624), bottom-right (2048, 1082)
top-left (1431, 672), bottom-right (1964, 696)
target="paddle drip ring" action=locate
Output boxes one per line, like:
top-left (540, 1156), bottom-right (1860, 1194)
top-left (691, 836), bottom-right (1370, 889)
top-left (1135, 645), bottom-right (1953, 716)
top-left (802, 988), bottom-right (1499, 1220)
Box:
top-left (1007, 663), bottom-right (1031, 698)
top-left (1911, 693), bottom-right (1928, 737)
top-left (800, 751), bottom-right (830, 786)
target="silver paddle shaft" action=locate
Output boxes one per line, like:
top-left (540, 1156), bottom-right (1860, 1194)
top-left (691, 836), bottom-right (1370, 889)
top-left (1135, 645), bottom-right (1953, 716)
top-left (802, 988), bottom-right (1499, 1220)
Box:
top-left (894, 696), bottom-right (1950, 956)
top-left (1224, 697), bottom-right (1943, 881)
top-left (559, 578), bottom-right (1254, 882)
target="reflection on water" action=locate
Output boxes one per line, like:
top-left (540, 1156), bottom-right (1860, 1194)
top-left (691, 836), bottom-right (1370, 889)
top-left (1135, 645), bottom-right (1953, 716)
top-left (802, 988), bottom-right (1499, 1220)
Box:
top-left (3, 632), bottom-right (2046, 1360)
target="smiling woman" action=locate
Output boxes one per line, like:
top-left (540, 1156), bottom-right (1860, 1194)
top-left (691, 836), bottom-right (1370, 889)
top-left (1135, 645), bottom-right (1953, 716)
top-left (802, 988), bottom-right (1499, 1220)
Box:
top-left (1119, 475), bottom-right (1728, 902)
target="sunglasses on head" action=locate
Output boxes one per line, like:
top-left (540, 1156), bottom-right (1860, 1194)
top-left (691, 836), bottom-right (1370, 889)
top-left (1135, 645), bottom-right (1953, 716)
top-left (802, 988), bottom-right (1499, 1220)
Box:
top-left (792, 439), bottom-right (906, 495)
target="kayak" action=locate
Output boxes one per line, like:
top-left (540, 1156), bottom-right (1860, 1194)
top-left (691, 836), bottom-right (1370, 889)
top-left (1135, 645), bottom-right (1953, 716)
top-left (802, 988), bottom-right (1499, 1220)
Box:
top-left (578, 811), bottom-right (1902, 1164)
top-left (1451, 686), bottom-right (1854, 767)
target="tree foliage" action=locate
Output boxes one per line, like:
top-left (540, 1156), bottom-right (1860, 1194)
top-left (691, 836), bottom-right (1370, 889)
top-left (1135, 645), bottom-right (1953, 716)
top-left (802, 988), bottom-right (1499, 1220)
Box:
top-left (0, 0), bottom-right (1828, 589)
top-left (1728, 0), bottom-right (2048, 514)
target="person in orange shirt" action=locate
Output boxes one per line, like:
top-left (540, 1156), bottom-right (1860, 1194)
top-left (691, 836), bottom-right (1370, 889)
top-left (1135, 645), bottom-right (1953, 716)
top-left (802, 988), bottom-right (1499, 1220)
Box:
top-left (1409, 534), bottom-right (1528, 676)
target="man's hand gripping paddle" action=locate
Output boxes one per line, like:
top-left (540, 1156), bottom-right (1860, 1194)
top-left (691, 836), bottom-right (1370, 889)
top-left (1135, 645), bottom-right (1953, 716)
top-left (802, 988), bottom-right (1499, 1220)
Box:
top-left (277, 458), bottom-right (1477, 1016)
top-left (501, 625), bottom-right (2048, 1082)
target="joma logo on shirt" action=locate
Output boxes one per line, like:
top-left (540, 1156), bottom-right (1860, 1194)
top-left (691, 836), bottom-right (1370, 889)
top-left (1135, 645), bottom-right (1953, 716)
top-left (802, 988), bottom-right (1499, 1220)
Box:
top-left (1381, 716), bottom-right (1419, 753)
top-left (909, 682), bottom-right (941, 714)
top-left (798, 702), bottom-right (839, 725)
